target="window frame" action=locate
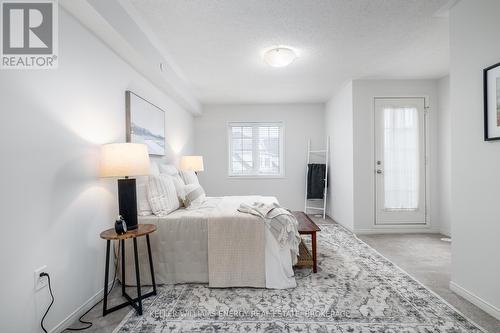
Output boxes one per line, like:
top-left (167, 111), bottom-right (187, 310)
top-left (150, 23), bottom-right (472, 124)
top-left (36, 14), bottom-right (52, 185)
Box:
top-left (227, 121), bottom-right (285, 178)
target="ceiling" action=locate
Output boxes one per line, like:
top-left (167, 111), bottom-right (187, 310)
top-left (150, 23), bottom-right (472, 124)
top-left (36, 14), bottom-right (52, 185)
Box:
top-left (128, 0), bottom-right (450, 104)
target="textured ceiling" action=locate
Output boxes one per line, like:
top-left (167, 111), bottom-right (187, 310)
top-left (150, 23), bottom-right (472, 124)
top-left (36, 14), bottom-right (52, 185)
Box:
top-left (129, 0), bottom-right (450, 104)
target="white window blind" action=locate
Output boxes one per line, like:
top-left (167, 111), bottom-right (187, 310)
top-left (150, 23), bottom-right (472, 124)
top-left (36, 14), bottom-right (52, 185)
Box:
top-left (228, 122), bottom-right (284, 177)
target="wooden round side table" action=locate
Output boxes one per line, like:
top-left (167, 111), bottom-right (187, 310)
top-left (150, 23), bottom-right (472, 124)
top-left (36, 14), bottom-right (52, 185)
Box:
top-left (100, 224), bottom-right (157, 316)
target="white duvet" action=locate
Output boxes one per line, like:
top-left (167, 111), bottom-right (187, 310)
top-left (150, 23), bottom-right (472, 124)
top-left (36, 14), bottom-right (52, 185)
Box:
top-left (122, 196), bottom-right (296, 289)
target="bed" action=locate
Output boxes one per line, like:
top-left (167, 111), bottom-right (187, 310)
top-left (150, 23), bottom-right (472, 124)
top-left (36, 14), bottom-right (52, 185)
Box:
top-left (120, 195), bottom-right (297, 289)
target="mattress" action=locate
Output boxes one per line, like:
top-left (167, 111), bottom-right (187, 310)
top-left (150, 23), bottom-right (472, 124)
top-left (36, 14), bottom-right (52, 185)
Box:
top-left (119, 196), bottom-right (296, 289)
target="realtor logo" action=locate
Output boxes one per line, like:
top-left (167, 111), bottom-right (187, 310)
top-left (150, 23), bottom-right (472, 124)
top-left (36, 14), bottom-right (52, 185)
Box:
top-left (1, 0), bottom-right (58, 69)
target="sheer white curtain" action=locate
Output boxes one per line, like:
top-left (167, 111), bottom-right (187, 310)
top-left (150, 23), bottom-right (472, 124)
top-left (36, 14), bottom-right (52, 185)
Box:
top-left (383, 107), bottom-right (420, 210)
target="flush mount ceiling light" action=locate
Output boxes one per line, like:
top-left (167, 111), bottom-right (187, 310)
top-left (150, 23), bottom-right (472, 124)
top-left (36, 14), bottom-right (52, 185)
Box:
top-left (263, 47), bottom-right (297, 67)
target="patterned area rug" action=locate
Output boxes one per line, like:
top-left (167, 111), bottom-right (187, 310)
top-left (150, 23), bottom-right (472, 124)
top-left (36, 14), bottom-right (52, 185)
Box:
top-left (113, 223), bottom-right (484, 332)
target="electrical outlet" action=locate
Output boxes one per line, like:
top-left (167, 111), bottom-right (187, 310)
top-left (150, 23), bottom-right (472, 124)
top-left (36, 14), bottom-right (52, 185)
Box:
top-left (34, 265), bottom-right (48, 291)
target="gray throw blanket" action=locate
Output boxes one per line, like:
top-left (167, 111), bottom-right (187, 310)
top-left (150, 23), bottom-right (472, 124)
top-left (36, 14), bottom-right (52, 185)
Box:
top-left (238, 202), bottom-right (301, 263)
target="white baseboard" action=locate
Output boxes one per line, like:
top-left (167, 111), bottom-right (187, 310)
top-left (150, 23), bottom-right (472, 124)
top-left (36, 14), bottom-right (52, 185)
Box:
top-left (354, 226), bottom-right (440, 235)
top-left (336, 222), bottom-right (354, 232)
top-left (325, 216), bottom-right (440, 235)
top-left (50, 282), bottom-right (114, 333)
top-left (326, 216), bottom-right (354, 232)
top-left (450, 281), bottom-right (500, 321)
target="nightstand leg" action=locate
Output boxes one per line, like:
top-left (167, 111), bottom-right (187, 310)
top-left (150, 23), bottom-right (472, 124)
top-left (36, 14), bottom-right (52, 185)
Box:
top-left (121, 239), bottom-right (125, 296)
top-left (133, 238), bottom-right (142, 315)
top-left (312, 233), bottom-right (317, 273)
top-left (103, 240), bottom-right (111, 316)
top-left (146, 234), bottom-right (157, 295)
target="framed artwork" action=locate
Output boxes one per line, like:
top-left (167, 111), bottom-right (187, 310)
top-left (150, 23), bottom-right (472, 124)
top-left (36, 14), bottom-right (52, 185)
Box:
top-left (126, 90), bottom-right (166, 155)
top-left (484, 62), bottom-right (500, 141)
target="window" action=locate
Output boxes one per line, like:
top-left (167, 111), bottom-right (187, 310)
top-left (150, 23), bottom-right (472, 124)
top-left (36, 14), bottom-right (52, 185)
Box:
top-left (383, 107), bottom-right (420, 210)
top-left (228, 122), bottom-right (284, 177)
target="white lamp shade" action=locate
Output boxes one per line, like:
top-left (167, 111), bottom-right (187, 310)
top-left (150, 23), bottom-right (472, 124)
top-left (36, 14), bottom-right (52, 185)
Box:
top-left (263, 47), bottom-right (297, 67)
top-left (180, 155), bottom-right (204, 172)
top-left (100, 143), bottom-right (151, 178)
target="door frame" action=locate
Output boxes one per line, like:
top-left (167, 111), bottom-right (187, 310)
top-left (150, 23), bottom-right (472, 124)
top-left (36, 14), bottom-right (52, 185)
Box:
top-left (373, 96), bottom-right (431, 226)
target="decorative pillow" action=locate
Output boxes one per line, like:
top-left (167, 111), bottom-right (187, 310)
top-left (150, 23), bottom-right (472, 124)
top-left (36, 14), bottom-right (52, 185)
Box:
top-left (171, 174), bottom-right (186, 204)
top-left (179, 170), bottom-right (199, 185)
top-left (183, 183), bottom-right (206, 209)
top-left (147, 174), bottom-right (180, 216)
top-left (158, 164), bottom-right (179, 176)
top-left (136, 182), bottom-right (153, 216)
top-left (158, 164), bottom-right (185, 205)
top-left (150, 160), bottom-right (160, 176)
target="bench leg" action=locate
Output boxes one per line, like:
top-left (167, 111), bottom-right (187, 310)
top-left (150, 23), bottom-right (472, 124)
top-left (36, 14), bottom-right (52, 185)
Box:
top-left (312, 232), bottom-right (317, 273)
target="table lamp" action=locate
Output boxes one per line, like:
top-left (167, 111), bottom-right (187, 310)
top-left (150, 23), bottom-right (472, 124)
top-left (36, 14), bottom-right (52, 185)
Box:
top-left (100, 143), bottom-right (150, 230)
top-left (180, 155), bottom-right (204, 174)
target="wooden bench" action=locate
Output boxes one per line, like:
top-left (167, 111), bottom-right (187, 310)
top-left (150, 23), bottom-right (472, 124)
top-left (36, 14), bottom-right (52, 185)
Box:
top-left (293, 211), bottom-right (321, 273)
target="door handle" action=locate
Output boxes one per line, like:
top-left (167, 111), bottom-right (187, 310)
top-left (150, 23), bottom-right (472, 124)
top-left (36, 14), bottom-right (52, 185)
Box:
top-left (376, 170), bottom-right (383, 174)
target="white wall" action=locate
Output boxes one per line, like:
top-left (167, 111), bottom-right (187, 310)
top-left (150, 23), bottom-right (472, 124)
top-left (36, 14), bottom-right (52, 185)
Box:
top-left (194, 104), bottom-right (325, 210)
top-left (325, 82), bottom-right (355, 230)
top-left (437, 76), bottom-right (451, 237)
top-left (0, 8), bottom-right (193, 333)
top-left (449, 0), bottom-right (500, 318)
top-left (351, 79), bottom-right (440, 233)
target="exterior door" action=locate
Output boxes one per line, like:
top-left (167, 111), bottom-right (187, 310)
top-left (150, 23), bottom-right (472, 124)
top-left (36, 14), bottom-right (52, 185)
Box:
top-left (375, 98), bottom-right (427, 225)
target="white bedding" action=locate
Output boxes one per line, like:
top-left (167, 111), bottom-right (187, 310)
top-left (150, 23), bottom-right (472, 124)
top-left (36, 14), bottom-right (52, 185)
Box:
top-left (207, 198), bottom-right (266, 288)
top-left (121, 196), bottom-right (296, 289)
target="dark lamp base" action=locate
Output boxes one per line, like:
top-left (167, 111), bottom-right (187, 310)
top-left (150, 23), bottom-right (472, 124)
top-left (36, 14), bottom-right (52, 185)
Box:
top-left (118, 178), bottom-right (138, 230)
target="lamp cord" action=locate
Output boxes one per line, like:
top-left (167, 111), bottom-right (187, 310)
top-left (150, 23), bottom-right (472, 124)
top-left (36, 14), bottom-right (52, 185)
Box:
top-left (40, 242), bottom-right (120, 332)
top-left (40, 273), bottom-right (54, 333)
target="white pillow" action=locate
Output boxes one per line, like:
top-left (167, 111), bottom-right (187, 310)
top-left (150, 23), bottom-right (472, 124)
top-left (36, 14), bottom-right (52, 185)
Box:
top-left (158, 164), bottom-right (179, 176)
top-left (157, 164), bottom-right (186, 204)
top-left (171, 174), bottom-right (186, 204)
top-left (150, 160), bottom-right (160, 176)
top-left (136, 182), bottom-right (153, 216)
top-left (179, 170), bottom-right (199, 185)
top-left (147, 174), bottom-right (180, 216)
top-left (183, 183), bottom-right (206, 209)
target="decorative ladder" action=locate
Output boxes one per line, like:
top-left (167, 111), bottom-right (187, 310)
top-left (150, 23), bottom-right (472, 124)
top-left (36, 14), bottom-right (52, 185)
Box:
top-left (304, 136), bottom-right (330, 219)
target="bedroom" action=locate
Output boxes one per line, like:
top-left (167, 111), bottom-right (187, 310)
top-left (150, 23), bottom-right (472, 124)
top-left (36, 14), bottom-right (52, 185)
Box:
top-left (1, 0), bottom-right (499, 332)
